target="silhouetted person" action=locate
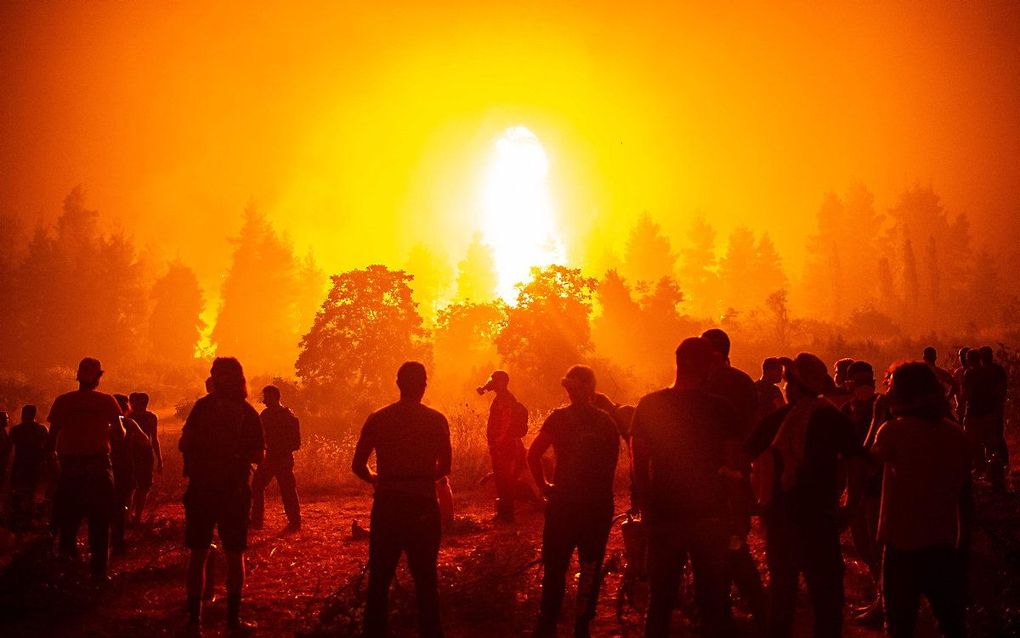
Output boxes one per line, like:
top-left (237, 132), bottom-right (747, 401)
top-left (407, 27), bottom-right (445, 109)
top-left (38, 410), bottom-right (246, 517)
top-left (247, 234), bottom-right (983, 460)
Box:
top-left (47, 357), bottom-right (122, 581)
top-left (479, 370), bottom-right (528, 523)
top-left (923, 346), bottom-right (957, 401)
top-left (745, 353), bottom-right (866, 638)
top-left (841, 361), bottom-right (883, 625)
top-left (700, 328), bottom-right (767, 629)
top-left (179, 357), bottom-right (265, 636)
top-left (951, 347), bottom-right (971, 421)
top-left (128, 392), bottom-right (161, 525)
top-left (755, 357), bottom-right (786, 421)
top-left (980, 346), bottom-right (1008, 491)
top-left (251, 385), bottom-right (301, 532)
top-left (632, 337), bottom-right (743, 638)
top-left (871, 362), bottom-right (971, 638)
top-left (528, 365), bottom-right (620, 638)
top-left (111, 393), bottom-right (150, 555)
top-left (829, 358), bottom-right (855, 407)
top-left (353, 361), bottom-right (451, 638)
top-left (0, 411), bottom-right (9, 489)
top-left (962, 348), bottom-right (1002, 486)
top-left (7, 405), bottom-right (48, 531)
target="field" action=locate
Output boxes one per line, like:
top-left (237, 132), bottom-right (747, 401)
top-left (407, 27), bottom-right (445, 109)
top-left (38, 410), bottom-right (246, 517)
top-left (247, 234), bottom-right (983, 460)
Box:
top-left (0, 423), bottom-right (1018, 637)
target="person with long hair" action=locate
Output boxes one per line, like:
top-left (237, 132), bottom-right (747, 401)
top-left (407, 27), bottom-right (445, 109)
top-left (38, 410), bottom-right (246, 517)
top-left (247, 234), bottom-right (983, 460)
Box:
top-left (179, 357), bottom-right (265, 636)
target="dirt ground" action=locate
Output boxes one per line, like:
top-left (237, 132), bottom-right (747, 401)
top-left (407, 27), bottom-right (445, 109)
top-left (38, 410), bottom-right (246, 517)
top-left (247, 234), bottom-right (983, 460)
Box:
top-left (1, 473), bottom-right (1018, 638)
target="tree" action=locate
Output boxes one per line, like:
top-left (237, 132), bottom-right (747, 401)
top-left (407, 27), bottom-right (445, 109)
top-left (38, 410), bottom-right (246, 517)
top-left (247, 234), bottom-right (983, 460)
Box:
top-left (149, 260), bottom-right (205, 365)
top-left (404, 243), bottom-right (454, 324)
top-left (432, 300), bottom-right (506, 401)
top-left (494, 265), bottom-right (597, 407)
top-left (621, 213), bottom-right (677, 286)
top-left (296, 265), bottom-right (430, 419)
top-left (212, 205), bottom-right (322, 375)
top-left (755, 233), bottom-right (788, 301)
top-left (455, 233), bottom-right (498, 302)
top-left (677, 216), bottom-right (719, 318)
top-left (8, 188), bottom-right (146, 372)
top-left (718, 227), bottom-right (758, 311)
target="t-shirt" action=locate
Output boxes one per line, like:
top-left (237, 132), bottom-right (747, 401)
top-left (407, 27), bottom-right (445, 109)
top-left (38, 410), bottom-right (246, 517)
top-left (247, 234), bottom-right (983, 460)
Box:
top-left (963, 366), bottom-right (999, 418)
top-left (745, 401), bottom-right (863, 520)
top-left (631, 387), bottom-right (741, 524)
top-left (10, 421), bottom-right (48, 474)
top-left (871, 416), bottom-right (970, 550)
top-left (47, 389), bottom-right (122, 457)
top-left (354, 400), bottom-right (452, 498)
top-left (538, 403), bottom-right (620, 504)
top-left (260, 405), bottom-right (301, 460)
top-left (179, 394), bottom-right (265, 485)
top-left (134, 410), bottom-right (159, 452)
top-left (705, 365), bottom-right (759, 436)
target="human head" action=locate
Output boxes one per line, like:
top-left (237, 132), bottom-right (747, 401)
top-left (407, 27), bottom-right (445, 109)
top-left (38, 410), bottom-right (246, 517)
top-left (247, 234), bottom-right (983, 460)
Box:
top-left (480, 370), bottom-right (510, 394)
top-left (847, 361), bottom-right (876, 400)
top-left (761, 357), bottom-right (783, 384)
top-left (958, 347), bottom-right (970, 367)
top-left (922, 346), bottom-right (937, 365)
top-left (396, 361), bottom-right (428, 401)
top-left (76, 357), bottom-right (104, 390)
top-left (114, 393), bottom-right (130, 412)
top-left (675, 337), bottom-right (717, 387)
top-left (784, 353), bottom-right (835, 402)
top-left (966, 349), bottom-right (981, 368)
top-left (129, 392), bottom-right (149, 412)
top-left (979, 346), bottom-right (994, 365)
top-left (833, 358), bottom-right (854, 386)
top-left (561, 365), bottom-right (596, 404)
top-left (21, 404), bottom-right (37, 422)
top-left (887, 361), bottom-right (945, 422)
top-left (700, 328), bottom-right (731, 362)
top-left (210, 357), bottom-right (247, 400)
top-left (262, 385), bottom-right (281, 407)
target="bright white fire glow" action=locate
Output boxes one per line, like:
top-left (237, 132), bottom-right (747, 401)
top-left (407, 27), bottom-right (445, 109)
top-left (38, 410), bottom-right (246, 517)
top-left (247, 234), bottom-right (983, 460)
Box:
top-left (481, 126), bottom-right (565, 303)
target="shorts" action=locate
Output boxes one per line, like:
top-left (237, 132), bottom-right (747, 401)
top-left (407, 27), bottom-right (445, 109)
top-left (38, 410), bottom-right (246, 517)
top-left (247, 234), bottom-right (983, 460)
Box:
top-left (184, 481), bottom-right (251, 552)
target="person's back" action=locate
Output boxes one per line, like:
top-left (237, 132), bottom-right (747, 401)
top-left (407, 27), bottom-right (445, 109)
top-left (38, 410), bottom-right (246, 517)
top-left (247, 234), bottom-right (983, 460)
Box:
top-left (633, 387), bottom-right (739, 523)
top-left (541, 403), bottom-right (619, 504)
top-left (11, 419), bottom-right (48, 479)
top-left (363, 400), bottom-right (450, 498)
top-left (873, 416), bottom-right (969, 550)
top-left (963, 365), bottom-right (998, 419)
top-left (49, 388), bottom-right (121, 458)
top-left (180, 394), bottom-right (263, 487)
top-left (260, 404), bottom-right (300, 461)
top-left (705, 365), bottom-right (757, 436)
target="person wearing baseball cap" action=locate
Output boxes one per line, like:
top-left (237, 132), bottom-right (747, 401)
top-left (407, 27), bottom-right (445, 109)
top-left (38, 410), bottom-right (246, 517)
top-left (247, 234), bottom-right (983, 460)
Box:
top-left (47, 357), bottom-right (123, 582)
top-left (527, 365), bottom-right (620, 638)
top-left (744, 352), bottom-right (866, 638)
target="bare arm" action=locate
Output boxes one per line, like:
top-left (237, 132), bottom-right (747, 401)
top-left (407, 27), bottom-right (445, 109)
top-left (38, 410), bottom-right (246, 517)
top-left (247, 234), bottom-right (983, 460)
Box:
top-left (527, 430), bottom-right (554, 495)
top-left (151, 416), bottom-right (163, 470)
top-left (435, 419), bottom-right (452, 480)
top-left (351, 418), bottom-right (377, 485)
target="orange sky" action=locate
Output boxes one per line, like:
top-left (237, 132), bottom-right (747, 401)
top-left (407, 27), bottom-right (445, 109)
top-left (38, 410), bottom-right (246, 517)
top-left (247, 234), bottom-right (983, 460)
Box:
top-left (2, 1), bottom-right (1019, 291)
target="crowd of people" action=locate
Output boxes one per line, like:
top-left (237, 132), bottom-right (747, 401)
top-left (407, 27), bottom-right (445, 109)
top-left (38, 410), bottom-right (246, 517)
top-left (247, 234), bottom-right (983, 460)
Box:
top-left (0, 330), bottom-right (1012, 638)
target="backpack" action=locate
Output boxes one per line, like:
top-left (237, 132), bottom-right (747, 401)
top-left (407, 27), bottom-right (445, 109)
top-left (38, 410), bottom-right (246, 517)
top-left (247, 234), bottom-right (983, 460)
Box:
top-left (508, 400), bottom-right (529, 438)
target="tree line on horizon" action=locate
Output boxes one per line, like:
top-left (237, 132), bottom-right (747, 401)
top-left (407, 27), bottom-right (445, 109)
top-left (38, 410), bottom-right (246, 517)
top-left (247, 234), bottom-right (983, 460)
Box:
top-left (1, 183), bottom-right (1017, 422)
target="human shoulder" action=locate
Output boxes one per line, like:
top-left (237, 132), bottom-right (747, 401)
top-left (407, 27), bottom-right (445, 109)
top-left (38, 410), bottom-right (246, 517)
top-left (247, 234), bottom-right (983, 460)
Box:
top-left (419, 402), bottom-right (449, 426)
